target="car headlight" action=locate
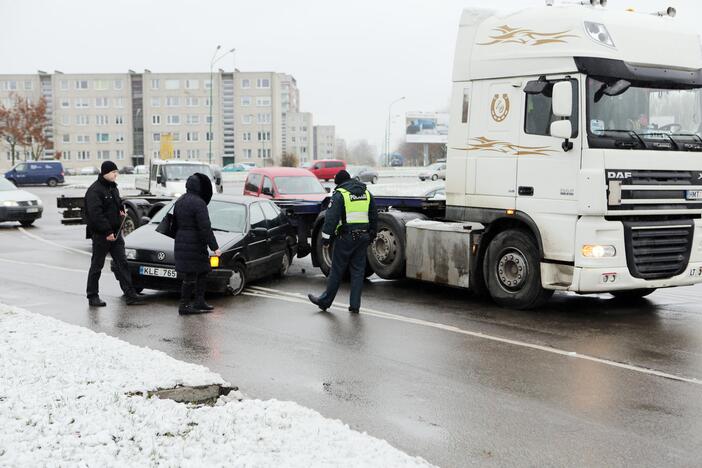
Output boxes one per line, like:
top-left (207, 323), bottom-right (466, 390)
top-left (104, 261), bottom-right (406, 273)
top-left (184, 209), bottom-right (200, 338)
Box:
top-left (582, 245), bottom-right (616, 258)
top-left (125, 248), bottom-right (137, 260)
top-left (35, 199), bottom-right (43, 206)
top-left (2, 200), bottom-right (19, 207)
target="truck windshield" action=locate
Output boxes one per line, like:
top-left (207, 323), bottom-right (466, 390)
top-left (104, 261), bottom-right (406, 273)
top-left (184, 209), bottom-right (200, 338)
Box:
top-left (587, 77), bottom-right (702, 151)
top-left (163, 164), bottom-right (213, 181)
top-left (274, 176), bottom-right (326, 194)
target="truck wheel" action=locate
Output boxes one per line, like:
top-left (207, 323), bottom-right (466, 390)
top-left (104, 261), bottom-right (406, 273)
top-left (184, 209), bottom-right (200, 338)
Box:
top-left (315, 232), bottom-right (333, 277)
top-left (367, 215), bottom-right (406, 279)
top-left (610, 289), bottom-right (656, 300)
top-left (47, 178), bottom-right (58, 187)
top-left (484, 229), bottom-right (553, 310)
top-left (122, 208), bottom-right (138, 236)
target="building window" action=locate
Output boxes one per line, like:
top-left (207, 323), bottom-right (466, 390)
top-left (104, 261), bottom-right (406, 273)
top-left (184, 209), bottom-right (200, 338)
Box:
top-left (75, 80), bottom-right (89, 90)
top-left (186, 115), bottom-right (200, 125)
top-left (62, 151), bottom-right (71, 160)
top-left (186, 96), bottom-right (199, 107)
top-left (152, 115), bottom-right (161, 125)
top-left (23, 80), bottom-right (33, 91)
top-left (186, 149), bottom-right (200, 159)
top-left (165, 79), bottom-right (180, 90)
top-left (97, 150), bottom-right (110, 160)
top-left (204, 79), bottom-right (212, 90)
top-left (152, 151), bottom-right (160, 159)
top-left (257, 131), bottom-right (271, 141)
top-left (60, 99), bottom-right (70, 108)
top-left (205, 132), bottom-right (213, 141)
top-left (256, 78), bottom-right (270, 89)
top-left (242, 114), bottom-right (253, 124)
top-left (95, 97), bottom-right (109, 108)
top-left (166, 96), bottom-right (179, 107)
top-left (114, 97), bottom-right (124, 108)
top-left (150, 79), bottom-right (159, 90)
top-left (186, 132), bottom-right (199, 142)
top-left (115, 115), bottom-right (124, 125)
top-left (203, 97), bottom-right (211, 107)
top-left (257, 113), bottom-right (271, 124)
top-left (96, 115), bottom-right (109, 126)
top-left (60, 80), bottom-right (69, 91)
top-left (114, 79), bottom-right (123, 90)
top-left (153, 133), bottom-right (161, 142)
top-left (256, 96), bottom-right (271, 107)
top-left (77, 150), bottom-right (90, 160)
top-left (61, 115), bottom-right (70, 126)
top-left (243, 149), bottom-right (253, 159)
top-left (151, 97), bottom-right (161, 107)
top-left (241, 79), bottom-right (250, 89)
top-left (76, 115), bottom-right (89, 126)
top-left (173, 149), bottom-right (181, 159)
top-left (96, 133), bottom-right (110, 143)
top-left (95, 80), bottom-right (109, 91)
top-left (171, 132), bottom-right (180, 142)
top-left (62, 134), bottom-right (70, 143)
top-left (167, 115), bottom-right (180, 125)
top-left (115, 133), bottom-right (124, 143)
top-left (185, 79), bottom-right (199, 90)
top-left (75, 98), bottom-right (89, 108)
top-left (115, 150), bottom-right (124, 160)
top-left (257, 148), bottom-right (271, 158)
top-left (76, 135), bottom-right (90, 144)
top-left (205, 115), bottom-right (213, 124)
top-left (243, 132), bottom-right (252, 142)
top-left (241, 96), bottom-right (251, 106)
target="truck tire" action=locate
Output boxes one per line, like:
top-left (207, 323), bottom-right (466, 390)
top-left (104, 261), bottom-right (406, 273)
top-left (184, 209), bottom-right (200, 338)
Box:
top-left (122, 208), bottom-right (139, 236)
top-left (314, 227), bottom-right (333, 277)
top-left (367, 214), bottom-right (407, 279)
top-left (484, 229), bottom-right (553, 310)
top-left (610, 289), bottom-right (656, 300)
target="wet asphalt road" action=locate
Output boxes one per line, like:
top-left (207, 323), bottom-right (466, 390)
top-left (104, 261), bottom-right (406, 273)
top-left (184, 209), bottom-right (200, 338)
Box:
top-left (1, 180), bottom-right (702, 467)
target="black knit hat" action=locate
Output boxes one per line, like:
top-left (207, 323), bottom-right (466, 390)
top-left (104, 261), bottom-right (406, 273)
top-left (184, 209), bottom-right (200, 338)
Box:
top-left (100, 161), bottom-right (118, 175)
top-left (334, 169), bottom-right (351, 185)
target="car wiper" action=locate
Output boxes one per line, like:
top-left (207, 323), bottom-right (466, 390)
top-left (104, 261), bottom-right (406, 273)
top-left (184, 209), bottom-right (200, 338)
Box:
top-left (638, 131), bottom-right (679, 150)
top-left (211, 227), bottom-right (229, 232)
top-left (601, 129), bottom-right (646, 149)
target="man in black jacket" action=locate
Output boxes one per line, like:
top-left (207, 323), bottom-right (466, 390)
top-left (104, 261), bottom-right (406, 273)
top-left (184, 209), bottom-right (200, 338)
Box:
top-left (85, 161), bottom-right (143, 307)
top-left (308, 170), bottom-right (378, 313)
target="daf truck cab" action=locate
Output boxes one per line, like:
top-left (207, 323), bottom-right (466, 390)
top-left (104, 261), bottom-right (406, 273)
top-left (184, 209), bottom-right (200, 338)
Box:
top-left (135, 160), bottom-right (223, 197)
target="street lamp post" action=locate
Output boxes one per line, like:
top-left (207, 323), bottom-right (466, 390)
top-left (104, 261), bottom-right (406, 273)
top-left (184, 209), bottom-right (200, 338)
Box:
top-left (385, 96), bottom-right (405, 166)
top-left (208, 45), bottom-right (235, 164)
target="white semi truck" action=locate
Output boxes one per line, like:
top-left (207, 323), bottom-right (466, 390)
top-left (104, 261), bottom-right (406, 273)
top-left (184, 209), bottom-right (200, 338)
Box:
top-left (312, 1), bottom-right (702, 309)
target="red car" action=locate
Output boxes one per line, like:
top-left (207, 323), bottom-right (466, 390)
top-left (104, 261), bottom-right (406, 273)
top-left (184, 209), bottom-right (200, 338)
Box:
top-left (307, 159), bottom-right (346, 181)
top-left (243, 167), bottom-right (329, 201)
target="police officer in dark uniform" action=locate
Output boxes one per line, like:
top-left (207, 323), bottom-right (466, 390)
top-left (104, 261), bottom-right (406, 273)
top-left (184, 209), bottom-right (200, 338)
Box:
top-left (85, 161), bottom-right (144, 307)
top-left (308, 169), bottom-right (377, 313)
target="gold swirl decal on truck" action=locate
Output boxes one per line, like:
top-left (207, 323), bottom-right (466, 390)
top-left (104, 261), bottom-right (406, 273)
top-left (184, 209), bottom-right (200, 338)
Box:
top-left (478, 25), bottom-right (577, 46)
top-left (464, 136), bottom-right (556, 156)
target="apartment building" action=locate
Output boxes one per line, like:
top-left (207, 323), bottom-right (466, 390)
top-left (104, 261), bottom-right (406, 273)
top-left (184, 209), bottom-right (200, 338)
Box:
top-left (313, 125), bottom-right (335, 160)
top-left (284, 112), bottom-right (313, 163)
top-left (0, 69), bottom-right (306, 171)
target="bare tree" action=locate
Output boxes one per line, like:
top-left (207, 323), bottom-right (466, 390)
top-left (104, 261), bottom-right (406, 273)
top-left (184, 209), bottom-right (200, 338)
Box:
top-left (348, 140), bottom-right (376, 166)
top-left (18, 96), bottom-right (52, 160)
top-left (0, 95), bottom-right (28, 166)
top-left (280, 152), bottom-right (299, 167)
top-left (394, 142), bottom-right (446, 166)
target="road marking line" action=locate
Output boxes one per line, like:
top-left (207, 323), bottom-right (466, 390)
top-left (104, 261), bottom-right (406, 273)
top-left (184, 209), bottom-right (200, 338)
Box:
top-left (0, 257), bottom-right (87, 273)
top-left (18, 227), bottom-right (92, 257)
top-left (245, 286), bottom-right (702, 386)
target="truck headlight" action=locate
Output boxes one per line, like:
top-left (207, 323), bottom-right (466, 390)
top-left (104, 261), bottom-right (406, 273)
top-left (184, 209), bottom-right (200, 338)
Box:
top-left (2, 200), bottom-right (19, 207)
top-left (125, 248), bottom-right (137, 260)
top-left (582, 244), bottom-right (616, 258)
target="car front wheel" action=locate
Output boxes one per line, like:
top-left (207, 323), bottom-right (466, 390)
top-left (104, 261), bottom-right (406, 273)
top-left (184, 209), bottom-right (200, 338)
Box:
top-left (227, 262), bottom-right (247, 296)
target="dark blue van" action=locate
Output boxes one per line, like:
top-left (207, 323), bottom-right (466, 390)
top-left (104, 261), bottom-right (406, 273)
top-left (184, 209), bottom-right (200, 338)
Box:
top-left (5, 161), bottom-right (65, 187)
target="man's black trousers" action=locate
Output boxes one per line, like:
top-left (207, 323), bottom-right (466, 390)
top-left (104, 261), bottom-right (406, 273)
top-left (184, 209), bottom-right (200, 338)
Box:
top-left (86, 236), bottom-right (135, 299)
top-left (318, 231), bottom-right (370, 310)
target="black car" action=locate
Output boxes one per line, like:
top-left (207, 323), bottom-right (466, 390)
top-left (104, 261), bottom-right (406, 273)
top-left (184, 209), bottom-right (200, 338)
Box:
top-left (118, 195), bottom-right (297, 295)
top-left (347, 165), bottom-right (379, 184)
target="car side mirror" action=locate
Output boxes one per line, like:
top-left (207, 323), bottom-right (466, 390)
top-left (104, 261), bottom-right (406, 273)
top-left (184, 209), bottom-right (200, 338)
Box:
top-left (251, 227), bottom-right (268, 237)
top-left (325, 187), bottom-right (331, 193)
top-left (140, 216), bottom-right (151, 225)
top-left (552, 81), bottom-right (572, 117)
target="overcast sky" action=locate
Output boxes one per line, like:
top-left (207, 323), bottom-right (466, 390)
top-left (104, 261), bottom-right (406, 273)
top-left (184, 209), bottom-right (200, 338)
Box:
top-left (0, 0), bottom-right (695, 153)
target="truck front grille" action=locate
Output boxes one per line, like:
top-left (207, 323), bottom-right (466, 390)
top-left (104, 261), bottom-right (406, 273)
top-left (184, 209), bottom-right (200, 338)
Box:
top-left (623, 221), bottom-right (694, 280)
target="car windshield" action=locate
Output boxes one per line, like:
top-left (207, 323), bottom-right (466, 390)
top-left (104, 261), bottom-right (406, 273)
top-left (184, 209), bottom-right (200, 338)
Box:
top-left (0, 178), bottom-right (16, 191)
top-left (163, 164), bottom-right (213, 181)
top-left (150, 200), bottom-right (246, 233)
top-left (274, 176), bottom-right (326, 194)
top-left (587, 77), bottom-right (702, 148)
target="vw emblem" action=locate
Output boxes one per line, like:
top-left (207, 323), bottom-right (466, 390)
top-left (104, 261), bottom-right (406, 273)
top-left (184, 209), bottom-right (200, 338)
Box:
top-left (157, 252), bottom-right (166, 261)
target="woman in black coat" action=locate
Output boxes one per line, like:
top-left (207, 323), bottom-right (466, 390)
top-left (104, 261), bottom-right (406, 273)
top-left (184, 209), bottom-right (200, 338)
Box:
top-left (173, 173), bottom-right (220, 314)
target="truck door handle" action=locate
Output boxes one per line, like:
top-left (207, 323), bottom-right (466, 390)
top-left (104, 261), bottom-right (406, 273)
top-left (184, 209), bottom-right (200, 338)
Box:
top-left (518, 186), bottom-right (534, 196)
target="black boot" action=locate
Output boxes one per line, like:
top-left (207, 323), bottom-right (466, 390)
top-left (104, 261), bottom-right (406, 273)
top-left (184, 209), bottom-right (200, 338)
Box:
top-left (125, 294), bottom-right (145, 305)
top-left (191, 275), bottom-right (214, 311)
top-left (88, 296), bottom-right (106, 307)
top-left (178, 280), bottom-right (196, 315)
top-left (308, 294), bottom-right (328, 312)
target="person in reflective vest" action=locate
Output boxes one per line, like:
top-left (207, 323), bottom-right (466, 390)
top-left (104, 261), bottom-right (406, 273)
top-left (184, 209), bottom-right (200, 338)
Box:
top-left (309, 170), bottom-right (377, 313)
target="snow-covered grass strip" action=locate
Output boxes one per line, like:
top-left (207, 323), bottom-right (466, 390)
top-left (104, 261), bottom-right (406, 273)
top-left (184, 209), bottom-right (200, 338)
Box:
top-left (0, 304), bottom-right (433, 467)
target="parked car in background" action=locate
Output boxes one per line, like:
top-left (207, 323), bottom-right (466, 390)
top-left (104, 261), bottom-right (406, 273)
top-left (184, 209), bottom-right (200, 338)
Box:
top-left (223, 163), bottom-right (250, 172)
top-left (241, 162), bottom-right (257, 170)
top-left (300, 162), bottom-right (312, 169)
top-left (122, 195), bottom-right (297, 295)
top-left (307, 159), bottom-right (346, 181)
top-left (418, 162), bottom-right (446, 181)
top-left (0, 177), bottom-right (43, 226)
top-left (119, 166), bottom-right (135, 175)
top-left (347, 165), bottom-right (379, 184)
top-left (64, 167), bottom-right (78, 176)
top-left (244, 167), bottom-right (329, 202)
top-left (80, 166), bottom-right (100, 176)
top-left (4, 161), bottom-right (64, 187)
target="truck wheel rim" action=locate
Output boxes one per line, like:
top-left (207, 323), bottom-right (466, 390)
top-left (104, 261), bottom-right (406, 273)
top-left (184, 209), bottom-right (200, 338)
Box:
top-left (322, 244), bottom-right (332, 269)
top-left (372, 229), bottom-right (397, 264)
top-left (496, 248), bottom-right (528, 292)
top-left (123, 217), bottom-right (135, 235)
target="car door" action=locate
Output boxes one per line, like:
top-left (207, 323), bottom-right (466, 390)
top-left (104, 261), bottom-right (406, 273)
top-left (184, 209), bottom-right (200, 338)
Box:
top-left (245, 202), bottom-right (270, 279)
top-left (13, 164), bottom-right (28, 185)
top-left (261, 201), bottom-right (287, 269)
top-left (244, 173), bottom-right (262, 197)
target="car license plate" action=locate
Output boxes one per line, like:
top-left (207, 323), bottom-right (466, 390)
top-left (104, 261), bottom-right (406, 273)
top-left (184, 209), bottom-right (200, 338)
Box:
top-left (139, 266), bottom-right (177, 278)
top-left (686, 190), bottom-right (702, 200)
top-left (26, 207), bottom-right (38, 213)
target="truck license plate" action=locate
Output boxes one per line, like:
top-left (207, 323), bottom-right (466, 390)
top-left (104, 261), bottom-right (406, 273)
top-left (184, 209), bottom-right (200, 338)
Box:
top-left (686, 190), bottom-right (702, 200)
top-left (139, 266), bottom-right (177, 278)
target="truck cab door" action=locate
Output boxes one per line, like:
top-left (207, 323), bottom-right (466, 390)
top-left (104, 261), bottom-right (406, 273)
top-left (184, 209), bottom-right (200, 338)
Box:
top-left (517, 76), bottom-right (581, 261)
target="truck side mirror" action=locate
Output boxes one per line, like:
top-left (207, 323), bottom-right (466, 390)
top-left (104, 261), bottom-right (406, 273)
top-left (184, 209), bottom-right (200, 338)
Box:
top-left (550, 120), bottom-right (574, 151)
top-left (552, 81), bottom-right (572, 117)
top-left (156, 174), bottom-right (164, 185)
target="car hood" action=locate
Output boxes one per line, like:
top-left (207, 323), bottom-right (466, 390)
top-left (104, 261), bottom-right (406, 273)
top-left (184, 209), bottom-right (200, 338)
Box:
top-left (0, 189), bottom-right (40, 203)
top-left (124, 224), bottom-right (245, 265)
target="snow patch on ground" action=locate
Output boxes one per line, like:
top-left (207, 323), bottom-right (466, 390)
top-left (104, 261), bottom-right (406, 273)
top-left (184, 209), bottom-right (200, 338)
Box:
top-left (0, 304), bottom-right (434, 467)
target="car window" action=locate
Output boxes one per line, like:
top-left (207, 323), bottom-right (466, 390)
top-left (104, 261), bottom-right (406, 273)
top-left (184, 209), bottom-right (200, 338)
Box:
top-left (274, 176), bottom-right (325, 194)
top-left (330, 161), bottom-right (343, 168)
top-left (209, 201), bottom-right (246, 233)
top-left (262, 176), bottom-right (274, 195)
top-left (261, 202), bottom-right (282, 228)
top-left (151, 165), bottom-right (159, 180)
top-left (525, 79), bottom-right (579, 138)
top-left (245, 173), bottom-right (262, 192)
top-left (15, 164), bottom-right (26, 172)
top-left (313, 163), bottom-right (321, 170)
top-left (249, 203), bottom-right (267, 229)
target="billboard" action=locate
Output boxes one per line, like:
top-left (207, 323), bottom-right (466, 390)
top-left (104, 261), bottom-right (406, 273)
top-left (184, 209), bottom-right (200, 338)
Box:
top-left (405, 112), bottom-right (449, 144)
